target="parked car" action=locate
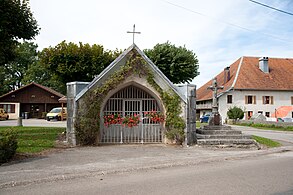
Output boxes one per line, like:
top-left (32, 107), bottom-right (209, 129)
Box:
top-left (46, 107), bottom-right (67, 121)
top-left (200, 113), bottom-right (211, 123)
top-left (0, 108), bottom-right (9, 120)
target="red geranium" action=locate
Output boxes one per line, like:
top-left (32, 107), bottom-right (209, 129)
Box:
top-left (122, 114), bottom-right (140, 128)
top-left (103, 114), bottom-right (123, 127)
top-left (145, 110), bottom-right (164, 123)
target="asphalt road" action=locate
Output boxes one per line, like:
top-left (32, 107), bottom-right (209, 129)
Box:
top-left (0, 119), bottom-right (66, 128)
top-left (2, 150), bottom-right (293, 195)
top-left (232, 125), bottom-right (293, 145)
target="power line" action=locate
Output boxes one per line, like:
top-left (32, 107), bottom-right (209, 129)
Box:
top-left (249, 0), bottom-right (293, 16)
top-left (161, 0), bottom-right (292, 43)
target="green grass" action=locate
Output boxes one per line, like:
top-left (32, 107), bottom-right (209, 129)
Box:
top-left (0, 126), bottom-right (65, 153)
top-left (238, 123), bottom-right (293, 132)
top-left (252, 135), bottom-right (281, 148)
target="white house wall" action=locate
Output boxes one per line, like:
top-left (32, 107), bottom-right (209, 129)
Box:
top-left (218, 90), bottom-right (293, 121)
top-left (0, 102), bottom-right (20, 119)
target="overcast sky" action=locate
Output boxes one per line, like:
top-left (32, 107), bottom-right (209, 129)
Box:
top-left (29, 0), bottom-right (293, 87)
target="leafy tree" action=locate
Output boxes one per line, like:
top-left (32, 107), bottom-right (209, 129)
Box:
top-left (0, 41), bottom-right (38, 95)
top-left (22, 61), bottom-right (65, 94)
top-left (227, 106), bottom-right (244, 120)
top-left (0, 0), bottom-right (39, 66)
top-left (39, 41), bottom-right (120, 93)
top-left (144, 42), bottom-right (199, 84)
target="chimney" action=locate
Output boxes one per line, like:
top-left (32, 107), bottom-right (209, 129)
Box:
top-left (224, 67), bottom-right (230, 84)
top-left (259, 57), bottom-right (269, 73)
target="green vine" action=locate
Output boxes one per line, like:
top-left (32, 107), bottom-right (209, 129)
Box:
top-left (75, 50), bottom-right (186, 145)
top-left (147, 74), bottom-right (186, 143)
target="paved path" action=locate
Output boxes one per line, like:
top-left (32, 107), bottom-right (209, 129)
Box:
top-left (0, 119), bottom-right (66, 128)
top-left (231, 125), bottom-right (293, 144)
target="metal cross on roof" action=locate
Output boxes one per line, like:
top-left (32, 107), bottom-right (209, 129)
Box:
top-left (127, 24), bottom-right (141, 44)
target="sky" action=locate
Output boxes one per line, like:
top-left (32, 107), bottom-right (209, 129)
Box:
top-left (29, 0), bottom-right (293, 87)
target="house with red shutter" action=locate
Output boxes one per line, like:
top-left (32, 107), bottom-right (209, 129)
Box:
top-left (196, 56), bottom-right (293, 121)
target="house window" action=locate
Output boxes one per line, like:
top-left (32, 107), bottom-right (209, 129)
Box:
top-left (258, 111), bottom-right (263, 114)
top-left (265, 112), bottom-right (270, 117)
top-left (245, 95), bottom-right (256, 104)
top-left (247, 111), bottom-right (253, 120)
top-left (1, 104), bottom-right (15, 113)
top-left (263, 96), bottom-right (273, 104)
top-left (227, 95), bottom-right (232, 104)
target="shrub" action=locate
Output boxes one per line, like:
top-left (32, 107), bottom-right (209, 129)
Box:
top-left (227, 106), bottom-right (244, 120)
top-left (0, 129), bottom-right (18, 163)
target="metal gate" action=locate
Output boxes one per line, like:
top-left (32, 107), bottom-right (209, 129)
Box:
top-left (101, 85), bottom-right (162, 143)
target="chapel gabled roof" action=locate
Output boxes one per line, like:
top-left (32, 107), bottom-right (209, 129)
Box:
top-left (196, 56), bottom-right (293, 101)
top-left (75, 44), bottom-right (187, 103)
top-left (0, 82), bottom-right (64, 100)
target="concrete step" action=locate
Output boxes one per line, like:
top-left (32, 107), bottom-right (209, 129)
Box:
top-left (196, 129), bottom-right (242, 135)
top-left (201, 125), bottom-right (232, 130)
top-left (197, 139), bottom-right (257, 145)
top-left (196, 134), bottom-right (252, 140)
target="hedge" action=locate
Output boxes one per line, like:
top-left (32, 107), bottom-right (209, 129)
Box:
top-left (0, 128), bottom-right (18, 163)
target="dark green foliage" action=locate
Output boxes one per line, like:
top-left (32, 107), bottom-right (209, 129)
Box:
top-left (0, 41), bottom-right (38, 95)
top-left (22, 60), bottom-right (65, 95)
top-left (0, 0), bottom-right (39, 66)
top-left (144, 41), bottom-right (199, 84)
top-left (0, 128), bottom-right (18, 163)
top-left (162, 92), bottom-right (186, 144)
top-left (39, 41), bottom-right (121, 94)
top-left (227, 106), bottom-right (244, 119)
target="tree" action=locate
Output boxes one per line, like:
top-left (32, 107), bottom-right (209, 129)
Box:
top-left (22, 60), bottom-right (65, 94)
top-left (0, 41), bottom-right (38, 95)
top-left (144, 42), bottom-right (199, 84)
top-left (227, 106), bottom-right (244, 120)
top-left (39, 41), bottom-right (120, 94)
top-left (0, 0), bottom-right (39, 66)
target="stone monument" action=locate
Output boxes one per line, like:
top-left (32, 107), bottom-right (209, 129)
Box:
top-left (195, 77), bottom-right (259, 148)
top-left (207, 78), bottom-right (223, 126)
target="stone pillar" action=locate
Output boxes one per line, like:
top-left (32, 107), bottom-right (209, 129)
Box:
top-left (184, 84), bottom-right (196, 146)
top-left (17, 117), bottom-right (23, 127)
top-left (66, 82), bottom-right (90, 146)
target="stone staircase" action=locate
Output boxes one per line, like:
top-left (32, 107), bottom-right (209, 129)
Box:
top-left (195, 125), bottom-right (259, 148)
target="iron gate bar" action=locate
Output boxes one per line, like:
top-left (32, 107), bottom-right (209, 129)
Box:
top-left (102, 85), bottom-right (162, 144)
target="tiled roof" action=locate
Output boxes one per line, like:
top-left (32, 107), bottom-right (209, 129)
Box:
top-left (197, 56), bottom-right (293, 101)
top-left (0, 82), bottom-right (64, 99)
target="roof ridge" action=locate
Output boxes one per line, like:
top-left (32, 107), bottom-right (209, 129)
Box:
top-left (231, 56), bottom-right (244, 88)
top-left (0, 82), bottom-right (64, 99)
